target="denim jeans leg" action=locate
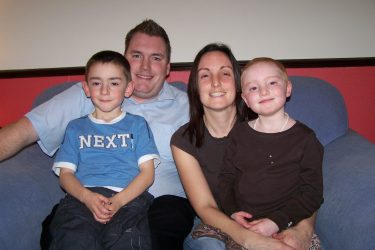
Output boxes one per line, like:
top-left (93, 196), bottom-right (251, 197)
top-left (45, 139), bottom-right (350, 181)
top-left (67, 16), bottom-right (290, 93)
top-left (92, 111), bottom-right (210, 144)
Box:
top-left (100, 192), bottom-right (154, 250)
top-left (49, 194), bottom-right (104, 250)
top-left (183, 217), bottom-right (225, 250)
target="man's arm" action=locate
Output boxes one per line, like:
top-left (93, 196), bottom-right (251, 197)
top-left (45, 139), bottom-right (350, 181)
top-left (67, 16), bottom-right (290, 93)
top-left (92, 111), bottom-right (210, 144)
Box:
top-left (0, 117), bottom-right (38, 161)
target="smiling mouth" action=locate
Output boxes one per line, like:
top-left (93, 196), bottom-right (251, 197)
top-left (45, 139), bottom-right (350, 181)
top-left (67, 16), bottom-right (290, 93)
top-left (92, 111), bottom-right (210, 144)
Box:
top-left (136, 74), bottom-right (153, 80)
top-left (259, 98), bottom-right (273, 104)
top-left (209, 91), bottom-right (226, 97)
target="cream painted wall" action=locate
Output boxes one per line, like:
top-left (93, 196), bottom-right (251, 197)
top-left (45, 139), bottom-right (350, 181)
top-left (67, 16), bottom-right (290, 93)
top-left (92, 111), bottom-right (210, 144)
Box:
top-left (1, 0), bottom-right (375, 70)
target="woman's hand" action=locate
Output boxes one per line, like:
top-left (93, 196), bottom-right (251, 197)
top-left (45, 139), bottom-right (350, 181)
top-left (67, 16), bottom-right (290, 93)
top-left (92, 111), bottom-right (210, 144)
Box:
top-left (272, 214), bottom-right (316, 250)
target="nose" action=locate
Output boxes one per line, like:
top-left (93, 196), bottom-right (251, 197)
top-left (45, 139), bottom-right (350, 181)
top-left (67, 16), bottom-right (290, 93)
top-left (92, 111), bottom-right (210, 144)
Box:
top-left (259, 85), bottom-right (269, 96)
top-left (141, 57), bottom-right (150, 70)
top-left (100, 84), bottom-right (110, 95)
top-left (211, 75), bottom-right (222, 88)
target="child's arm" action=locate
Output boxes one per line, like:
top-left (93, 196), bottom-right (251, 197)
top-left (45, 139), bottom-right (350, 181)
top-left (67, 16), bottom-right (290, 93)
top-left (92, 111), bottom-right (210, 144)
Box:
top-left (105, 159), bottom-right (154, 216)
top-left (59, 168), bottom-right (112, 224)
top-left (266, 131), bottom-right (324, 232)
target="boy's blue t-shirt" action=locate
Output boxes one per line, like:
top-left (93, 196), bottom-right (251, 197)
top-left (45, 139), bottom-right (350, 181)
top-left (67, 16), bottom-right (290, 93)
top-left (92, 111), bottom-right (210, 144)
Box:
top-left (53, 112), bottom-right (159, 191)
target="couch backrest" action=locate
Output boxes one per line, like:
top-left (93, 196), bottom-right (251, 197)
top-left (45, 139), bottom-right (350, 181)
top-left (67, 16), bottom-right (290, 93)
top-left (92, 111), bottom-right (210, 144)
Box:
top-left (33, 77), bottom-right (348, 146)
top-left (286, 76), bottom-right (348, 146)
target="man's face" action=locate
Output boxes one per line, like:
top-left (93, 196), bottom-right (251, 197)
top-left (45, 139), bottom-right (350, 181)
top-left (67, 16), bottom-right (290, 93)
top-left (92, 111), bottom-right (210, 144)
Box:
top-left (125, 32), bottom-right (170, 102)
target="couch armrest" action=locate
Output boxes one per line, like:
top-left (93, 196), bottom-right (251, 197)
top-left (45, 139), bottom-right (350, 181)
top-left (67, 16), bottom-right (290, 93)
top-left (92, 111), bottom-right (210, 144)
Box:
top-left (0, 144), bottom-right (64, 249)
top-left (316, 130), bottom-right (375, 250)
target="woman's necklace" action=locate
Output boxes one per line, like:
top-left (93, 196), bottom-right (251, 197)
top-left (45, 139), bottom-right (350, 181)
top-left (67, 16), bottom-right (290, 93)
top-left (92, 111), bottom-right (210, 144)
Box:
top-left (253, 113), bottom-right (289, 132)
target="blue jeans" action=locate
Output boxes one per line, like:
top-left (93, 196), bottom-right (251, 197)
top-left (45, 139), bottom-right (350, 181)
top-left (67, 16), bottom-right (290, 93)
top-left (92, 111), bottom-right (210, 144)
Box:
top-left (183, 217), bottom-right (225, 250)
top-left (49, 187), bottom-right (153, 250)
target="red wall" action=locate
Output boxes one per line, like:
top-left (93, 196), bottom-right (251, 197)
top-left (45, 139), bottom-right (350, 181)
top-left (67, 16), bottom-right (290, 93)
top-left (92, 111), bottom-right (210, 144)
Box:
top-left (0, 66), bottom-right (374, 143)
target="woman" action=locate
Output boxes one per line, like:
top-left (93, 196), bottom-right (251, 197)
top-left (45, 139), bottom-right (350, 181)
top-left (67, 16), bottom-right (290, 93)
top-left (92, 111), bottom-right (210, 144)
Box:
top-left (171, 43), bottom-right (317, 250)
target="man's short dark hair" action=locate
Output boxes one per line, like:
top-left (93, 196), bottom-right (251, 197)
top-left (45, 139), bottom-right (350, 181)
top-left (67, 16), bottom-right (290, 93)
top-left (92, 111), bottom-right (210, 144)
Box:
top-left (125, 19), bottom-right (171, 62)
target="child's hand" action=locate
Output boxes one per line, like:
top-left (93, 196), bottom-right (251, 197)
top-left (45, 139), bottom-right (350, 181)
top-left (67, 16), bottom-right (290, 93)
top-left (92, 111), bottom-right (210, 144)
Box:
top-left (104, 195), bottom-right (124, 217)
top-left (247, 218), bottom-right (279, 237)
top-left (231, 211), bottom-right (253, 229)
top-left (81, 190), bottom-right (112, 224)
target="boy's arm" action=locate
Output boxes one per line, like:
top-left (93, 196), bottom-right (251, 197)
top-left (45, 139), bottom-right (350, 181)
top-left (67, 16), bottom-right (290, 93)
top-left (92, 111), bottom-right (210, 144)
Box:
top-left (107, 159), bottom-right (154, 215)
top-left (59, 168), bottom-right (111, 223)
top-left (0, 117), bottom-right (38, 161)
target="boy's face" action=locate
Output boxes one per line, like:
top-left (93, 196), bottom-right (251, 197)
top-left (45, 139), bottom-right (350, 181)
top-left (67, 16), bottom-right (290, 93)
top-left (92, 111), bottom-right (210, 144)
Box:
top-left (83, 62), bottom-right (133, 121)
top-left (241, 62), bottom-right (292, 117)
top-left (125, 32), bottom-right (170, 102)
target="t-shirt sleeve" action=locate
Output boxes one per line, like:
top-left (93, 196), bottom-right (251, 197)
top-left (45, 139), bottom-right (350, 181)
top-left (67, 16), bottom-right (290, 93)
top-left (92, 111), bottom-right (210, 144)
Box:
top-left (135, 117), bottom-right (160, 168)
top-left (52, 122), bottom-right (80, 176)
top-left (26, 82), bottom-right (94, 156)
top-left (170, 124), bottom-right (197, 157)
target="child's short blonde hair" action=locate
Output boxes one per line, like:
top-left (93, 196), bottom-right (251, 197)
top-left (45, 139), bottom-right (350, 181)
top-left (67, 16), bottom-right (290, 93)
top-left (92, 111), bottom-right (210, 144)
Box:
top-left (241, 57), bottom-right (289, 82)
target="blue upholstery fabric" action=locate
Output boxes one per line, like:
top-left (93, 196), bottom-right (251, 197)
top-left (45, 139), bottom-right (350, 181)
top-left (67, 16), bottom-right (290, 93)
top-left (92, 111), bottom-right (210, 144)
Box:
top-left (0, 77), bottom-right (374, 250)
top-left (286, 76), bottom-right (348, 146)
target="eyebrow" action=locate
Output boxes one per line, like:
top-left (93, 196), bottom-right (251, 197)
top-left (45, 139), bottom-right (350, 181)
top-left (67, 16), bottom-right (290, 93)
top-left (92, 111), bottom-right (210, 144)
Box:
top-left (130, 50), bottom-right (165, 58)
top-left (88, 77), bottom-right (122, 81)
top-left (198, 65), bottom-right (233, 72)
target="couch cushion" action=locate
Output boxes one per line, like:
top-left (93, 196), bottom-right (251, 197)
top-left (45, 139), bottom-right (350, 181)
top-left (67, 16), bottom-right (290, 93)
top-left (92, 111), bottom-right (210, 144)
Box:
top-left (286, 76), bottom-right (348, 146)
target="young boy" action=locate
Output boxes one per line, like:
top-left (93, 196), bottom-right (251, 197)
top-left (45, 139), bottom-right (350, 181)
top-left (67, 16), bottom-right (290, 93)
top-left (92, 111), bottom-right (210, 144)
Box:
top-left (220, 57), bottom-right (324, 237)
top-left (49, 50), bottom-right (159, 249)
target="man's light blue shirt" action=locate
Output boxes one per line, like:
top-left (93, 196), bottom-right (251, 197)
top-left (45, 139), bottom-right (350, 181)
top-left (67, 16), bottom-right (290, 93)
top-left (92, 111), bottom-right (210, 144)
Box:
top-left (26, 81), bottom-right (189, 197)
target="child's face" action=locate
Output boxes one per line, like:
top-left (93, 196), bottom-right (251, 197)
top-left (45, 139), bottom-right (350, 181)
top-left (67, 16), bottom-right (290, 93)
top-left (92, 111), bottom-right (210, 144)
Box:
top-left (83, 62), bottom-right (133, 121)
top-left (197, 51), bottom-right (237, 112)
top-left (241, 62), bottom-right (291, 117)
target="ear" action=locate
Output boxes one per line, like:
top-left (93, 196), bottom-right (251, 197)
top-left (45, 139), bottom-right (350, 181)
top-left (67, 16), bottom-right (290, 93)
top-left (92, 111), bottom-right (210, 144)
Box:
top-left (125, 80), bottom-right (134, 98)
top-left (82, 81), bottom-right (91, 97)
top-left (286, 80), bottom-right (292, 98)
top-left (166, 62), bottom-right (171, 76)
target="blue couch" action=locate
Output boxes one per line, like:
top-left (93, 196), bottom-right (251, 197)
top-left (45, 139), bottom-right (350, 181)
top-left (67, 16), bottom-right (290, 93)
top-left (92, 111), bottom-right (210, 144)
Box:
top-left (0, 77), bottom-right (374, 250)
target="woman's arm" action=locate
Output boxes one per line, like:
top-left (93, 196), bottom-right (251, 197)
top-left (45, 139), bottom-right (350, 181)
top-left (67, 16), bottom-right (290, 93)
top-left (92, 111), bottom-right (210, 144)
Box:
top-left (171, 145), bottom-right (294, 250)
top-left (273, 213), bottom-right (316, 250)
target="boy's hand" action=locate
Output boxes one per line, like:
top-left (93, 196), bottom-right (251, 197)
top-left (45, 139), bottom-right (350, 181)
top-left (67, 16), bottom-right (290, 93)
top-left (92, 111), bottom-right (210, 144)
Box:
top-left (248, 218), bottom-right (279, 237)
top-left (105, 194), bottom-right (124, 217)
top-left (81, 190), bottom-right (112, 224)
top-left (231, 211), bottom-right (253, 228)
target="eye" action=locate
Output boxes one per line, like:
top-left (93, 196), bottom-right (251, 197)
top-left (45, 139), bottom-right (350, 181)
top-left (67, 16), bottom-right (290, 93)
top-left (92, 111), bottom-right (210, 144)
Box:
top-left (222, 71), bottom-right (232, 77)
top-left (249, 86), bottom-right (258, 92)
top-left (152, 56), bottom-right (162, 61)
top-left (111, 81), bottom-right (120, 86)
top-left (132, 53), bottom-right (141, 59)
top-left (90, 81), bottom-right (101, 86)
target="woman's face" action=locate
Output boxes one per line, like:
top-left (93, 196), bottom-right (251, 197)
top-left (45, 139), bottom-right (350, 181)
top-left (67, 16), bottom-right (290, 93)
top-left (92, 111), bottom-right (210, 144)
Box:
top-left (197, 51), bottom-right (237, 112)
